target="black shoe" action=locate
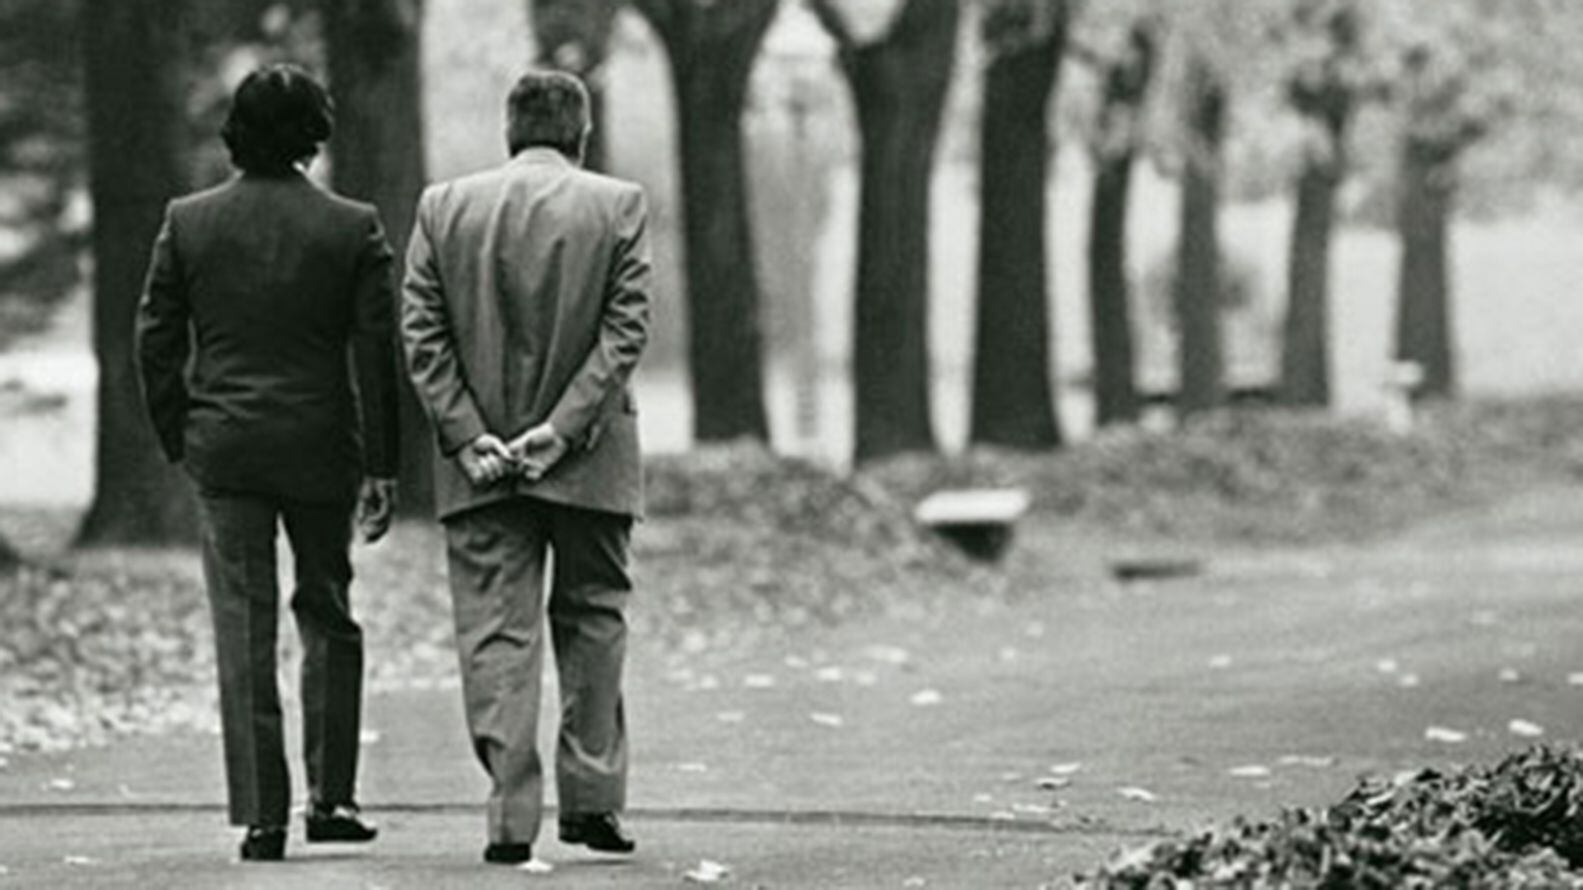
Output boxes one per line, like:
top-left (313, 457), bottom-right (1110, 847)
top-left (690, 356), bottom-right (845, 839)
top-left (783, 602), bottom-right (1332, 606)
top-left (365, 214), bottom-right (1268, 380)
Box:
top-left (559, 812), bottom-right (636, 853)
top-left (305, 803), bottom-right (378, 843)
top-left (484, 842), bottom-right (535, 865)
top-left (239, 826), bottom-right (286, 861)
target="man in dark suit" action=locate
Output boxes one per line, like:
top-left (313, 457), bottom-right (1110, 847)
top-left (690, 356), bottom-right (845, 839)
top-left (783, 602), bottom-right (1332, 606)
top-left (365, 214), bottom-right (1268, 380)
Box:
top-left (135, 65), bottom-right (396, 862)
top-left (401, 70), bottom-right (651, 865)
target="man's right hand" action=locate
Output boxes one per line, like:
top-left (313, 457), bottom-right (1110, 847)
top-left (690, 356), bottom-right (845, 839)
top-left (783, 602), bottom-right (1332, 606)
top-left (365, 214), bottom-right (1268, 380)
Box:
top-left (458, 433), bottom-right (515, 487)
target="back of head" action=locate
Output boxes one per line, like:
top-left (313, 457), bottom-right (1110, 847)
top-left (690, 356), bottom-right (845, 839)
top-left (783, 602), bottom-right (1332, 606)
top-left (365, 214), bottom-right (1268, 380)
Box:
top-left (222, 64), bottom-right (334, 176)
top-left (505, 70), bottom-right (591, 161)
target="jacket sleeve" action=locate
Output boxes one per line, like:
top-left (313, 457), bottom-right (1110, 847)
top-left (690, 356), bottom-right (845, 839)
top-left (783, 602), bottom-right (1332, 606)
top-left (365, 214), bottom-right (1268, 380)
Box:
top-left (400, 187), bottom-right (489, 457)
top-left (351, 208), bottom-right (400, 479)
top-left (134, 204), bottom-right (190, 463)
top-left (546, 184), bottom-right (653, 448)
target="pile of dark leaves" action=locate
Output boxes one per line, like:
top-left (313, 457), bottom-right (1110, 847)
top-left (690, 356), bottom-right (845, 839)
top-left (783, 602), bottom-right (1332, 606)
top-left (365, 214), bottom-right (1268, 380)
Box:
top-left (867, 398), bottom-right (1583, 544)
top-left (1077, 746), bottom-right (1583, 889)
top-left (640, 443), bottom-right (996, 649)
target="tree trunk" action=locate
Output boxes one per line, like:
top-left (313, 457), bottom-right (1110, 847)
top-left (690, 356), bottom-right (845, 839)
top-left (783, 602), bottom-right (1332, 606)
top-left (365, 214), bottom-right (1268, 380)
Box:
top-left (323, 0), bottom-right (432, 514)
top-left (822, 0), bottom-right (958, 462)
top-left (1280, 162), bottom-right (1338, 406)
top-left (77, 0), bottom-right (200, 545)
top-left (1174, 57), bottom-right (1226, 418)
top-left (1394, 145), bottom-right (1456, 399)
top-left (529, 0), bottom-right (620, 172)
top-left (969, 6), bottom-right (1067, 450)
top-left (637, 0), bottom-right (778, 443)
top-left (1087, 153), bottom-right (1139, 426)
top-left (1085, 23), bottom-right (1155, 429)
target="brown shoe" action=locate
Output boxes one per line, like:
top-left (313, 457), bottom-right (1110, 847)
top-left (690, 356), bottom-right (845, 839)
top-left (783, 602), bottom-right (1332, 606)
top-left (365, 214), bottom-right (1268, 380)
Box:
top-left (559, 812), bottom-right (635, 853)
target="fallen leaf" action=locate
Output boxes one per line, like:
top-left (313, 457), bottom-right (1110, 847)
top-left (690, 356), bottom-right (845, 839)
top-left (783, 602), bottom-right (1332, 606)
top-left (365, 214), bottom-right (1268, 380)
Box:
top-left (742, 674), bottom-right (776, 689)
top-left (903, 877), bottom-right (926, 888)
top-left (1012, 802), bottom-right (1057, 816)
top-left (1229, 765), bottom-right (1272, 779)
top-left (1568, 672), bottom-right (1583, 686)
top-left (676, 762), bottom-right (709, 773)
top-left (1509, 719), bottom-right (1545, 738)
top-left (864, 645), bottom-right (910, 665)
top-left (1118, 786), bottom-right (1158, 803)
top-left (517, 858), bottom-right (554, 874)
top-left (1470, 610), bottom-right (1498, 627)
top-left (684, 859), bottom-right (731, 883)
top-left (715, 711), bottom-right (746, 724)
top-left (973, 793), bottom-right (994, 804)
top-left (998, 647), bottom-right (1019, 662)
top-left (909, 689), bottom-right (943, 707)
top-left (48, 778), bottom-right (74, 791)
top-left (809, 712), bottom-right (844, 728)
top-left (815, 666), bottom-right (845, 683)
top-left (1498, 667), bottom-right (1522, 684)
top-left (1208, 654), bottom-right (1233, 670)
top-left (696, 675), bottom-right (721, 691)
top-left (853, 670), bottom-right (878, 687)
top-left (1398, 674), bottom-right (1421, 689)
top-left (1025, 622), bottom-right (1047, 639)
top-left (1277, 755), bottom-right (1337, 769)
top-left (63, 856), bottom-right (94, 866)
top-left (1425, 726), bottom-right (1468, 744)
top-left (1036, 776), bottom-right (1071, 791)
top-left (1050, 762), bottom-right (1084, 776)
top-left (1376, 659), bottom-right (1399, 674)
top-left (784, 655), bottom-right (810, 669)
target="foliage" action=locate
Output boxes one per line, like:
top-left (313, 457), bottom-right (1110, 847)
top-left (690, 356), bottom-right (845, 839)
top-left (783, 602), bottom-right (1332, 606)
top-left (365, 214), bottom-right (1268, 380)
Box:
top-left (866, 397), bottom-right (1583, 545)
top-left (1075, 746), bottom-right (1583, 888)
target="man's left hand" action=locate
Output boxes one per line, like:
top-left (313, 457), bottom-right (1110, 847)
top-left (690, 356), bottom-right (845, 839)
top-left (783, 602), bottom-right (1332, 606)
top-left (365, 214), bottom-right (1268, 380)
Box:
top-left (356, 477), bottom-right (397, 543)
top-left (509, 423), bottom-right (570, 482)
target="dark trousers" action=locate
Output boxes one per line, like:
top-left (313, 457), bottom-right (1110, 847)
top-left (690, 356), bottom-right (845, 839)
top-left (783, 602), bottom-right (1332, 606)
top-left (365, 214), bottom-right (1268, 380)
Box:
top-left (443, 497), bottom-right (633, 845)
top-left (197, 491), bottom-right (364, 827)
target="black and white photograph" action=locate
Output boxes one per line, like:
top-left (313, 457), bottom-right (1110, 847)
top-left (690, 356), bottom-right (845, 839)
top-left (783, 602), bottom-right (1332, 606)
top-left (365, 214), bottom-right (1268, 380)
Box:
top-left (3, 0), bottom-right (1583, 886)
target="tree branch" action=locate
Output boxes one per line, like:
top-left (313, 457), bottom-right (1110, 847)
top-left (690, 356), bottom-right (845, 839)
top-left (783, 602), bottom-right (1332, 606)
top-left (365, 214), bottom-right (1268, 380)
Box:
top-left (806, 0), bottom-right (856, 50)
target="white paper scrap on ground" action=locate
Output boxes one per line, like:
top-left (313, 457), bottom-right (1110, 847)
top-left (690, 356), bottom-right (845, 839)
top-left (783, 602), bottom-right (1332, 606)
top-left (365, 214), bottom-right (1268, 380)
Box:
top-left (1277, 755), bottom-right (1337, 768)
top-left (1425, 726), bottom-right (1468, 744)
top-left (1509, 719), bottom-right (1545, 737)
top-left (684, 860), bottom-right (731, 883)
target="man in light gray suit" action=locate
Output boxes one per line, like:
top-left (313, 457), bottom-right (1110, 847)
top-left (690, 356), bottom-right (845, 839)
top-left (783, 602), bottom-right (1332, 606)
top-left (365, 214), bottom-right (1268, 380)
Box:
top-left (400, 70), bottom-right (651, 866)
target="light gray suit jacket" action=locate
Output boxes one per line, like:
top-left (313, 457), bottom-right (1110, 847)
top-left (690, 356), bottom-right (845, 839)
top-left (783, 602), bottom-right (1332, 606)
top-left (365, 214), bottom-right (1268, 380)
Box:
top-left (401, 148), bottom-right (652, 521)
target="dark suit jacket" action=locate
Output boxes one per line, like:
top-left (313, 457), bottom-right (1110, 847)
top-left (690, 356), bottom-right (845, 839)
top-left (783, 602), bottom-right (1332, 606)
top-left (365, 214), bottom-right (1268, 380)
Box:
top-left (135, 171), bottom-right (399, 505)
top-left (401, 148), bottom-right (652, 521)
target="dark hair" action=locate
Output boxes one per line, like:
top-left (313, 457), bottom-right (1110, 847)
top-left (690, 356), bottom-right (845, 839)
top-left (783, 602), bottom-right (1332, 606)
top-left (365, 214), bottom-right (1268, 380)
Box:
top-left (221, 64), bottom-right (334, 175)
top-left (506, 70), bottom-right (591, 158)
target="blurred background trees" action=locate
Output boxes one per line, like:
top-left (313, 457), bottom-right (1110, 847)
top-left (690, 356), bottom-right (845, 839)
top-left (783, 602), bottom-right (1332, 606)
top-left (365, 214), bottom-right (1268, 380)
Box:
top-left (10, 0), bottom-right (1583, 547)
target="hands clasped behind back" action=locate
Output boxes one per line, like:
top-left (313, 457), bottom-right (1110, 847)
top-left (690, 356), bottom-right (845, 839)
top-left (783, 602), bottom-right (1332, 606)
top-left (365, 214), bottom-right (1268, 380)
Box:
top-left (458, 425), bottom-right (570, 489)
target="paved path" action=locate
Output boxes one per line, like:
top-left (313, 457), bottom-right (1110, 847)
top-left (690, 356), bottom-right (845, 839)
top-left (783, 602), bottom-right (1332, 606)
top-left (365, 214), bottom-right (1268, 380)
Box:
top-left (4, 486), bottom-right (1583, 887)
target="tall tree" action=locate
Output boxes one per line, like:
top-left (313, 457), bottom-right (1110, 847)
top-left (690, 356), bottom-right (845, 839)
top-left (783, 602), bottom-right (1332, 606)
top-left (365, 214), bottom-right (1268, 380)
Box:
top-left (811, 0), bottom-right (959, 462)
top-left (1278, 1), bottom-right (1372, 407)
top-left (1172, 48), bottom-right (1228, 417)
top-left (1391, 43), bottom-right (1492, 400)
top-left (78, 0), bottom-right (199, 544)
top-left (631, 0), bottom-right (778, 443)
top-left (968, 0), bottom-right (1071, 450)
top-left (528, 0), bottom-right (621, 172)
top-left (322, 0), bottom-right (431, 512)
top-left (1077, 17), bottom-right (1157, 428)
